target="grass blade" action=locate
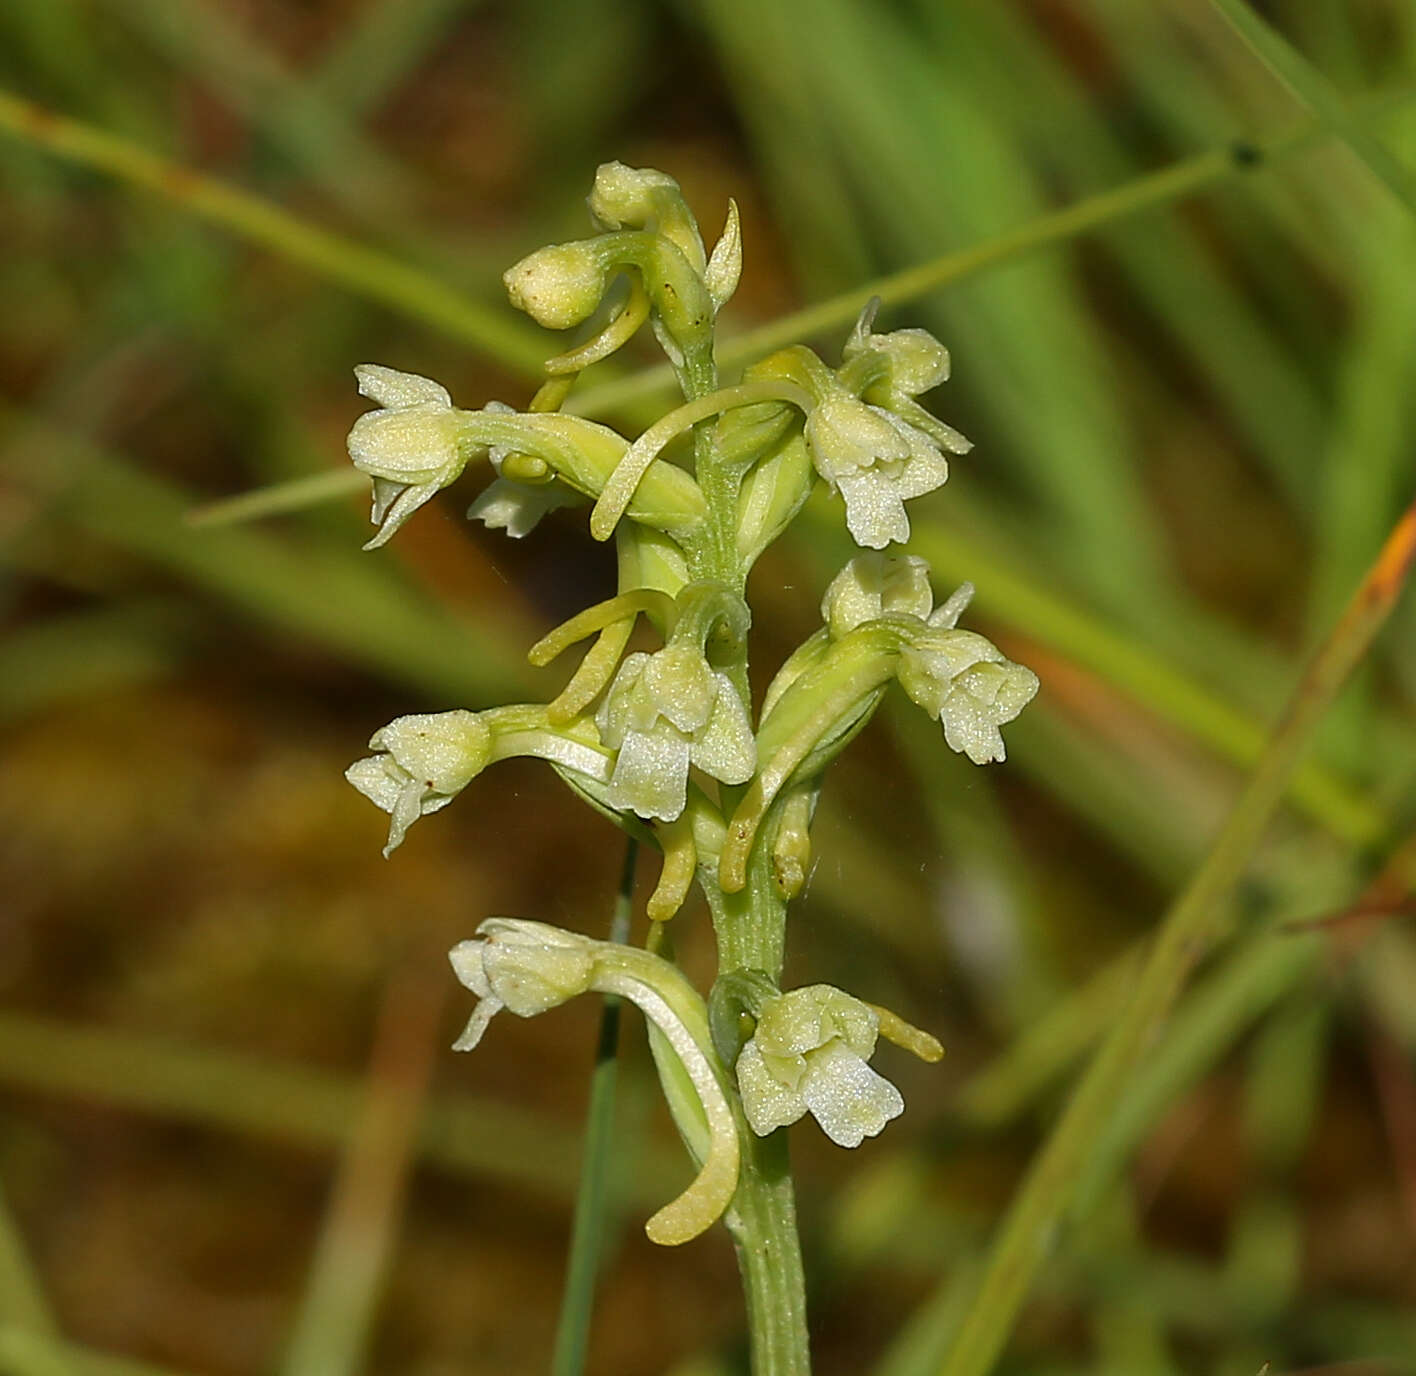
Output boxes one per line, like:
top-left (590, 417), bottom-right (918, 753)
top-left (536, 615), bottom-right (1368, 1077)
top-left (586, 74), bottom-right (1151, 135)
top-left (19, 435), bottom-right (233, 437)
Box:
top-left (0, 89), bottom-right (551, 377)
top-left (0, 1181), bottom-right (60, 1352)
top-left (185, 469), bottom-right (364, 527)
top-left (312, 0), bottom-right (483, 116)
top-left (551, 838), bottom-right (638, 1376)
top-left (931, 494), bottom-right (1416, 1376)
top-left (0, 1008), bottom-right (681, 1207)
top-left (280, 967), bottom-right (445, 1376)
top-left (0, 1327), bottom-right (183, 1376)
top-left (1206, 0), bottom-right (1416, 215)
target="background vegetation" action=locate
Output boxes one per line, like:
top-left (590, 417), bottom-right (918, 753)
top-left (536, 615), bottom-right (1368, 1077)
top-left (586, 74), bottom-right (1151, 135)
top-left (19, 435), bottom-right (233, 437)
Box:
top-left (2, 1), bottom-right (1415, 1373)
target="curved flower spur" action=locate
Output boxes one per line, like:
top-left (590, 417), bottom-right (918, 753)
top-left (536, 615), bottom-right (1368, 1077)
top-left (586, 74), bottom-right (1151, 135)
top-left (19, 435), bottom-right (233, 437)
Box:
top-left (339, 163), bottom-right (1039, 1369)
top-left (449, 920), bottom-right (739, 1246)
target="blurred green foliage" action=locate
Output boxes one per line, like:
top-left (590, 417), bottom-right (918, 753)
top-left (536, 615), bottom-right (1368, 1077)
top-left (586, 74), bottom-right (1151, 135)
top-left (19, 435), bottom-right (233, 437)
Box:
top-left (1, 2), bottom-right (1415, 1374)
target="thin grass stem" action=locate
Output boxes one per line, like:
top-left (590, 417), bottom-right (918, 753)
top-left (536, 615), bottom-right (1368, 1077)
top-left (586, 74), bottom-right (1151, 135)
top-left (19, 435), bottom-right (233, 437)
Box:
top-left (1205, 0), bottom-right (1416, 217)
top-left (552, 837), bottom-right (638, 1376)
top-left (0, 1181), bottom-right (61, 1357)
top-left (279, 968), bottom-right (445, 1376)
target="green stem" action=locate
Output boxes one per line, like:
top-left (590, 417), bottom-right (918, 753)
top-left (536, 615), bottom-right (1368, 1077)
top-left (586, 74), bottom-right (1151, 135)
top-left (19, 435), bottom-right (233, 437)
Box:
top-left (936, 497), bottom-right (1416, 1376)
top-left (725, 1129), bottom-right (811, 1376)
top-left (552, 838), bottom-right (638, 1376)
top-left (677, 298), bottom-right (807, 1367)
top-left (700, 869), bottom-right (808, 1371)
top-left (705, 868), bottom-right (788, 978)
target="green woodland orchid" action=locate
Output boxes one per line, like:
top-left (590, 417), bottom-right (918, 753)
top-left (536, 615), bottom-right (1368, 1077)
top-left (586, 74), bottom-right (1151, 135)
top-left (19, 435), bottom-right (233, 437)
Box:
top-left (342, 162), bottom-right (1039, 1372)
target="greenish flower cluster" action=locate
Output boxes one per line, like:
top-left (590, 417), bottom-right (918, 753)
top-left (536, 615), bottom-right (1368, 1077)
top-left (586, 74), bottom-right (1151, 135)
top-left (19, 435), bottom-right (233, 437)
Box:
top-left (342, 165), bottom-right (1037, 1251)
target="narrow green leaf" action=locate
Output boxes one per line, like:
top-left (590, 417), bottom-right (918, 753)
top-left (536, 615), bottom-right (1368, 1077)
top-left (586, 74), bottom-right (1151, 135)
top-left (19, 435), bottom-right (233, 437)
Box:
top-left (551, 838), bottom-right (638, 1376)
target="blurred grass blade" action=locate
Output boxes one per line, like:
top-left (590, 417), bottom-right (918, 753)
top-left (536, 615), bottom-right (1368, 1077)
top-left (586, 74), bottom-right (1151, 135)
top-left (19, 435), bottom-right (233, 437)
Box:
top-left (934, 3), bottom-right (1322, 515)
top-left (312, 0), bottom-right (482, 115)
top-left (931, 494), bottom-right (1416, 1376)
top-left (0, 1327), bottom-right (185, 1376)
top-left (875, 1263), bottom-right (981, 1376)
top-left (281, 968), bottom-right (445, 1376)
top-left (1207, 0), bottom-right (1416, 215)
top-left (94, 0), bottom-right (425, 229)
top-left (1071, 927), bottom-right (1324, 1219)
top-left (552, 838), bottom-right (638, 1376)
top-left (4, 405), bottom-right (533, 702)
top-left (185, 469), bottom-right (364, 527)
top-left (0, 603), bottom-right (186, 722)
top-left (0, 1008), bottom-right (681, 1207)
top-left (951, 947), bottom-right (1142, 1132)
top-left (0, 89), bottom-right (551, 378)
top-left (0, 1181), bottom-right (61, 1356)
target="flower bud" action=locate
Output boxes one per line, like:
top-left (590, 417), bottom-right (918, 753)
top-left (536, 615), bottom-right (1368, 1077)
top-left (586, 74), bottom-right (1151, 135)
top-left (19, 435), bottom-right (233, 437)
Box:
top-left (504, 242), bottom-right (610, 329)
top-left (588, 162), bottom-right (707, 274)
top-left (589, 163), bottom-right (679, 226)
top-left (821, 552), bottom-right (934, 638)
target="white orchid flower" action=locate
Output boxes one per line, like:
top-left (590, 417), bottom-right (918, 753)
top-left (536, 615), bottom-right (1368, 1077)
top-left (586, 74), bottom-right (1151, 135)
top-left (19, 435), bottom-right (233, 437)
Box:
top-left (345, 710), bottom-right (492, 856)
top-left (347, 365), bottom-right (476, 549)
top-left (735, 985), bottom-right (904, 1148)
top-left (897, 630), bottom-right (1039, 765)
top-left (597, 645), bottom-right (755, 822)
top-left (449, 918), bottom-right (740, 1246)
top-left (803, 394), bottom-right (951, 549)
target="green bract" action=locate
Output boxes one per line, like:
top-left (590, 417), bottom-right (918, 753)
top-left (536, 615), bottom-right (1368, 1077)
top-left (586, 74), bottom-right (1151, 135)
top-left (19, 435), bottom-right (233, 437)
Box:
top-left (340, 164), bottom-right (1038, 1349)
